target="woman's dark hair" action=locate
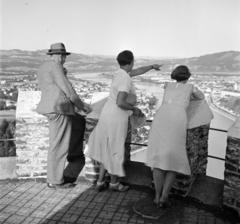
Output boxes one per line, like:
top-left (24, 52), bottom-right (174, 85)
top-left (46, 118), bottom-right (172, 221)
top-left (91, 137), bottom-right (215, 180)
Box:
top-left (171, 65), bottom-right (191, 81)
top-left (116, 50), bottom-right (134, 66)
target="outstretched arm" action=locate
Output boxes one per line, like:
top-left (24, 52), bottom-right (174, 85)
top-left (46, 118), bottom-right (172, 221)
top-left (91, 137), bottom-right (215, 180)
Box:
top-left (129, 64), bottom-right (163, 77)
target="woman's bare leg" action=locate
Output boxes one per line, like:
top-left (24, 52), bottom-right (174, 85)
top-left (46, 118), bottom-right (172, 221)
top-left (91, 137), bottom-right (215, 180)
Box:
top-left (110, 174), bottom-right (118, 184)
top-left (97, 163), bottom-right (106, 183)
top-left (160, 171), bottom-right (176, 203)
top-left (153, 168), bottom-right (165, 205)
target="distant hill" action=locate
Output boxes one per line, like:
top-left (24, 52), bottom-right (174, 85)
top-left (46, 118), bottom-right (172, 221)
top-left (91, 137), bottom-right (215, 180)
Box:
top-left (176, 51), bottom-right (240, 73)
top-left (0, 49), bottom-right (240, 75)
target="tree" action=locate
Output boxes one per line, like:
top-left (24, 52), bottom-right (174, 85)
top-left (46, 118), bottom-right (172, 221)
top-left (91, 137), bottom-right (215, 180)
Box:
top-left (0, 119), bottom-right (16, 157)
top-left (0, 101), bottom-right (6, 110)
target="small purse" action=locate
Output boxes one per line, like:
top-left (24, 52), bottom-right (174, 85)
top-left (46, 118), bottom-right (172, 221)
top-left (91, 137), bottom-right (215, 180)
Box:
top-left (126, 93), bottom-right (137, 106)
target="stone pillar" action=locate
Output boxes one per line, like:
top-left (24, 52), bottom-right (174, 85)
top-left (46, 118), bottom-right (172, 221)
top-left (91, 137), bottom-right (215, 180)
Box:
top-left (83, 118), bottom-right (99, 183)
top-left (172, 124), bottom-right (210, 196)
top-left (16, 90), bottom-right (48, 178)
top-left (223, 117), bottom-right (240, 216)
top-left (188, 124), bottom-right (210, 176)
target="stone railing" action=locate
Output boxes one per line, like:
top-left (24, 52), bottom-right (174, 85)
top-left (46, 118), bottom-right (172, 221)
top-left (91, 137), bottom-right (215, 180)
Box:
top-left (223, 117), bottom-right (240, 216)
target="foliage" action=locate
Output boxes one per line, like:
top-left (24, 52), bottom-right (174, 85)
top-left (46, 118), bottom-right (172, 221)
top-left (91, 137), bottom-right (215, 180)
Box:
top-left (0, 119), bottom-right (16, 157)
top-left (0, 86), bottom-right (18, 101)
top-left (0, 101), bottom-right (6, 110)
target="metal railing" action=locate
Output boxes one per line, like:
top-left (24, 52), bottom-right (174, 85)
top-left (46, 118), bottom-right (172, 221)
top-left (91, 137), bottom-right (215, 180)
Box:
top-left (0, 124), bottom-right (228, 162)
top-left (0, 138), bottom-right (16, 141)
top-left (125, 119), bottom-right (228, 162)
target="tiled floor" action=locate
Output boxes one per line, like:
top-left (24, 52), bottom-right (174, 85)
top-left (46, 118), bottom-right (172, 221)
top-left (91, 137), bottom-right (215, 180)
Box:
top-left (0, 179), bottom-right (238, 224)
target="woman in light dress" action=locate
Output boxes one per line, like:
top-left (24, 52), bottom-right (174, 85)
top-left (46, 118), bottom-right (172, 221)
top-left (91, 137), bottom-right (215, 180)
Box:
top-left (87, 50), bottom-right (162, 191)
top-left (146, 65), bottom-right (205, 207)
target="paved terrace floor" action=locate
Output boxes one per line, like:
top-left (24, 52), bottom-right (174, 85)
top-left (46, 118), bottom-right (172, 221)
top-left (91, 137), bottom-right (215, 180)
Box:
top-left (0, 178), bottom-right (239, 224)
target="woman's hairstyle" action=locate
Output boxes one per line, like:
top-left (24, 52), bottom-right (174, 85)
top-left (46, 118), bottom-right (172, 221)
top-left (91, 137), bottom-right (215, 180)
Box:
top-left (171, 65), bottom-right (191, 81)
top-left (116, 50), bottom-right (134, 66)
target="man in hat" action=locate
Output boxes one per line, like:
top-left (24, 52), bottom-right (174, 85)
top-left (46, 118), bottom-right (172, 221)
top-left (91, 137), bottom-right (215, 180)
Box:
top-left (36, 42), bottom-right (91, 188)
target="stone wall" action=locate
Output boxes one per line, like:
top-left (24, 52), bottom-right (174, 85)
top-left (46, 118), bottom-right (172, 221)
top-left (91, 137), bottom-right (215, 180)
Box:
top-left (172, 124), bottom-right (210, 196)
top-left (223, 117), bottom-right (240, 216)
top-left (14, 90), bottom-right (209, 190)
top-left (16, 90), bottom-right (48, 178)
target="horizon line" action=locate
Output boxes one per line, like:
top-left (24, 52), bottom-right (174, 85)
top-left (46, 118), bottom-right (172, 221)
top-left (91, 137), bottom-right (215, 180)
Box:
top-left (0, 48), bottom-right (239, 60)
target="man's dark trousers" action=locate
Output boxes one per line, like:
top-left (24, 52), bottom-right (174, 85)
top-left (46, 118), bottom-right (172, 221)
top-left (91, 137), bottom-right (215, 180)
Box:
top-left (63, 114), bottom-right (86, 183)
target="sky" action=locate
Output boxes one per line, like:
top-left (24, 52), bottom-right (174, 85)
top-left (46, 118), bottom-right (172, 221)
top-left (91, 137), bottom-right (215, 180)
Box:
top-left (0, 0), bottom-right (240, 58)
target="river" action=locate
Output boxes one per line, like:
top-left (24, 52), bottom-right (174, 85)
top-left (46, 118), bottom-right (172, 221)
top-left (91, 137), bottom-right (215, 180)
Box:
top-left (74, 72), bottom-right (236, 179)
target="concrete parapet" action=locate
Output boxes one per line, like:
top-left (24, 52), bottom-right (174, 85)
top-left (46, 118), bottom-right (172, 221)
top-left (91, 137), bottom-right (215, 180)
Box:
top-left (0, 157), bottom-right (17, 179)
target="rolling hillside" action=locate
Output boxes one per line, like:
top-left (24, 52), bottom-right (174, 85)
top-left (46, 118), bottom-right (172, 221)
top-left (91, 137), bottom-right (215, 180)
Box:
top-left (0, 49), bottom-right (240, 75)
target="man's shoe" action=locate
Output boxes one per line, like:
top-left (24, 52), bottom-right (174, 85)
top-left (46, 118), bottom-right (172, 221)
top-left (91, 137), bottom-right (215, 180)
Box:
top-left (62, 182), bottom-right (76, 188)
top-left (47, 183), bottom-right (62, 189)
top-left (63, 176), bottom-right (77, 184)
top-left (47, 182), bottom-right (76, 189)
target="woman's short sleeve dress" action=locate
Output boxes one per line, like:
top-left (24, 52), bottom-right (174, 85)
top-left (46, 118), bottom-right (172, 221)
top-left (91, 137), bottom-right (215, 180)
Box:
top-left (146, 82), bottom-right (196, 175)
top-left (87, 69), bottom-right (135, 177)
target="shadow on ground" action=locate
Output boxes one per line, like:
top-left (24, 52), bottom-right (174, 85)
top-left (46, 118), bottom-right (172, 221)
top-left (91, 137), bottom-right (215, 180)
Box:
top-left (0, 179), bottom-right (239, 224)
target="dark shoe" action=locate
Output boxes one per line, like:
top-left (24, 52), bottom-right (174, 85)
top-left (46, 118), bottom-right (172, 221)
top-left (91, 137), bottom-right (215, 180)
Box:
top-left (62, 182), bottom-right (76, 188)
top-left (63, 176), bottom-right (77, 184)
top-left (95, 181), bottom-right (109, 192)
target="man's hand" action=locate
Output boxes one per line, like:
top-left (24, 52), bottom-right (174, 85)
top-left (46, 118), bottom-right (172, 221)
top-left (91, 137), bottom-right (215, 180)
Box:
top-left (63, 67), bottom-right (67, 76)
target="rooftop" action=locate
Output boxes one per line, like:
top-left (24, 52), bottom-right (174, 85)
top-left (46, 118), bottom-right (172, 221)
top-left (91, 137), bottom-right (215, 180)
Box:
top-left (0, 176), bottom-right (238, 224)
